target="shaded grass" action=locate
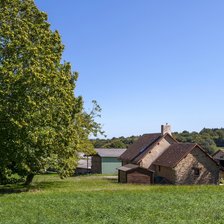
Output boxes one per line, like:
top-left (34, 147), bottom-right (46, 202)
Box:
top-left (0, 174), bottom-right (224, 223)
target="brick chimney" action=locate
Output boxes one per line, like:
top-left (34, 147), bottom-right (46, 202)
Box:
top-left (161, 123), bottom-right (172, 136)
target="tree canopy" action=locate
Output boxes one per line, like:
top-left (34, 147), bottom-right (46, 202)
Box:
top-left (92, 128), bottom-right (224, 155)
top-left (0, 0), bottom-right (101, 184)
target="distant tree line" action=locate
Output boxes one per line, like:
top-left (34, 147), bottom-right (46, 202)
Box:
top-left (92, 128), bottom-right (224, 155)
top-left (173, 128), bottom-right (224, 154)
top-left (91, 136), bottom-right (139, 149)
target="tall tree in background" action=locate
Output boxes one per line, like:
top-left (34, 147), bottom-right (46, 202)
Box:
top-left (0, 0), bottom-right (101, 184)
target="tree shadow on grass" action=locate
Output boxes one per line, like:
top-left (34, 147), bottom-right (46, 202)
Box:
top-left (0, 185), bottom-right (29, 195)
top-left (0, 180), bottom-right (63, 195)
top-left (0, 181), bottom-right (67, 196)
top-left (0, 174), bottom-right (68, 195)
top-left (33, 180), bottom-right (67, 190)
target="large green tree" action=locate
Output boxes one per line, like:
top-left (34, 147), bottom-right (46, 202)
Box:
top-left (0, 0), bottom-right (101, 184)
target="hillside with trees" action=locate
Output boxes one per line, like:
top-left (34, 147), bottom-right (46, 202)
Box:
top-left (92, 128), bottom-right (224, 154)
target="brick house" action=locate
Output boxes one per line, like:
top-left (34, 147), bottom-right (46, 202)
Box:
top-left (118, 124), bottom-right (219, 184)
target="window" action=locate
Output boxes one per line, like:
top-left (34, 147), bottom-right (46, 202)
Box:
top-left (158, 166), bottom-right (161, 172)
top-left (193, 167), bottom-right (200, 176)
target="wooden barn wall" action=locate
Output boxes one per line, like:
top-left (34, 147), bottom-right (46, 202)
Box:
top-left (127, 169), bottom-right (152, 184)
top-left (91, 155), bottom-right (102, 173)
top-left (118, 170), bottom-right (127, 183)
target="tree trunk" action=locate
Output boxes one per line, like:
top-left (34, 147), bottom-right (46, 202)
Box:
top-left (24, 174), bottom-right (34, 185)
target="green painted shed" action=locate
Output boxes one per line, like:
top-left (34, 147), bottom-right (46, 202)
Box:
top-left (91, 148), bottom-right (126, 174)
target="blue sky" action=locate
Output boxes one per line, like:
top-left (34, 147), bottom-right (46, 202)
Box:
top-left (35, 0), bottom-right (224, 138)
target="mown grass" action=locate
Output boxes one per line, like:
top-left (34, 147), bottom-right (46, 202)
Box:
top-left (0, 174), bottom-right (224, 224)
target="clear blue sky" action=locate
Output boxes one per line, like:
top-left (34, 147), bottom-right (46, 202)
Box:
top-left (35, 0), bottom-right (224, 138)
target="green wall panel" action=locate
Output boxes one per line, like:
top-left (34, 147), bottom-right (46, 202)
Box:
top-left (101, 157), bottom-right (122, 174)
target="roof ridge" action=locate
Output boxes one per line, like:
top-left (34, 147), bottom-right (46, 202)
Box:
top-left (133, 133), bottom-right (178, 163)
top-left (131, 135), bottom-right (162, 162)
top-left (154, 143), bottom-right (217, 168)
top-left (119, 134), bottom-right (161, 161)
top-left (212, 149), bottom-right (223, 157)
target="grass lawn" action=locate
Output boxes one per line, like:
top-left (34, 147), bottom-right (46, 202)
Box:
top-left (0, 174), bottom-right (224, 224)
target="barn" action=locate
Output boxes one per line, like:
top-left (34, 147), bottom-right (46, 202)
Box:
top-left (91, 148), bottom-right (126, 174)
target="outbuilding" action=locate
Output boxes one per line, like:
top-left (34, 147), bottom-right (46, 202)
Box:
top-left (91, 148), bottom-right (126, 174)
top-left (118, 164), bottom-right (154, 184)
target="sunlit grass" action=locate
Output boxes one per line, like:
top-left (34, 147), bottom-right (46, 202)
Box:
top-left (0, 174), bottom-right (223, 224)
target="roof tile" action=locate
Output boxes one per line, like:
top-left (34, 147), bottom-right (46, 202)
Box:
top-left (119, 133), bottom-right (161, 161)
top-left (153, 143), bottom-right (196, 167)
